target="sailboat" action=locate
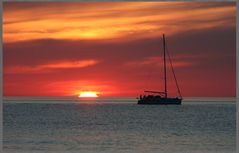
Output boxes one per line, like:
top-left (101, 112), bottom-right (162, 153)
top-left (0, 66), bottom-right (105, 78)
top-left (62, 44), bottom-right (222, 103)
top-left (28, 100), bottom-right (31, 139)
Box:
top-left (137, 34), bottom-right (182, 105)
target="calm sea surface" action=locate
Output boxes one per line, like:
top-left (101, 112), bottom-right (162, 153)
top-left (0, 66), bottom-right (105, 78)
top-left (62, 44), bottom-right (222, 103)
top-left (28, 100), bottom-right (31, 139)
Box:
top-left (3, 98), bottom-right (236, 153)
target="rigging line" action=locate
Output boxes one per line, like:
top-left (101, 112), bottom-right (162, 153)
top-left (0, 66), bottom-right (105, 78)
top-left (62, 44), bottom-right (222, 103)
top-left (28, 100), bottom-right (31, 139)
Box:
top-left (165, 43), bottom-right (182, 98)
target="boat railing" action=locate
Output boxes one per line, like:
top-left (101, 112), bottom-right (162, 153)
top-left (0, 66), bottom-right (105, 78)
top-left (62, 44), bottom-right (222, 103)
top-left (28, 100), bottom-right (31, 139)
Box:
top-left (144, 90), bottom-right (166, 96)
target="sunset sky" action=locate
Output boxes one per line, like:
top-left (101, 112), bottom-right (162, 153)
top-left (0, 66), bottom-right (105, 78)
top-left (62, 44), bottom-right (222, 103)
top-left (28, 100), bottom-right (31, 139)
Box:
top-left (3, 2), bottom-right (236, 97)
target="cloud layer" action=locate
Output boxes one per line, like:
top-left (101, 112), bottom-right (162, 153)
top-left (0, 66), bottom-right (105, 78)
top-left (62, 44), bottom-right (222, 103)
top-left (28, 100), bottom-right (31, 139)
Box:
top-left (3, 2), bottom-right (236, 97)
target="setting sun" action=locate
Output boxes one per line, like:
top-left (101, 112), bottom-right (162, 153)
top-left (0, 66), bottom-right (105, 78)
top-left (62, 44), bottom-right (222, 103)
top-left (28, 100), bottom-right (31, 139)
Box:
top-left (79, 92), bottom-right (98, 98)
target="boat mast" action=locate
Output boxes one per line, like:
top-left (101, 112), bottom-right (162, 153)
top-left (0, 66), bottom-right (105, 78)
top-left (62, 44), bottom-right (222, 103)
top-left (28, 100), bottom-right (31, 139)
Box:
top-left (163, 34), bottom-right (167, 98)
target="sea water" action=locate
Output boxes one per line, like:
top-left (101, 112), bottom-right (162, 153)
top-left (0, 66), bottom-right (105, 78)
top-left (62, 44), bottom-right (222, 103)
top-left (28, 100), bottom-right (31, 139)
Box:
top-left (3, 97), bottom-right (236, 153)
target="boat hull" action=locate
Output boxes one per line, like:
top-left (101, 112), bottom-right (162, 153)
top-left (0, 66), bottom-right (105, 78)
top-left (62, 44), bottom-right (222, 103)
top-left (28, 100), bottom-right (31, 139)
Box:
top-left (138, 97), bottom-right (182, 105)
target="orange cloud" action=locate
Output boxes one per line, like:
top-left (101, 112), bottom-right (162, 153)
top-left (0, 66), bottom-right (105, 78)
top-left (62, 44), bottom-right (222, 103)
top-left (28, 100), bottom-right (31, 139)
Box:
top-left (3, 2), bottom-right (236, 43)
top-left (125, 56), bottom-right (192, 68)
top-left (4, 59), bottom-right (100, 74)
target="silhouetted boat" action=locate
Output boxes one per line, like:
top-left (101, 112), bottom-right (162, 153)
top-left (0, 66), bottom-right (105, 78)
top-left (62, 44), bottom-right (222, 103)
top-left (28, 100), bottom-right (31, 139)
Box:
top-left (138, 34), bottom-right (182, 105)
